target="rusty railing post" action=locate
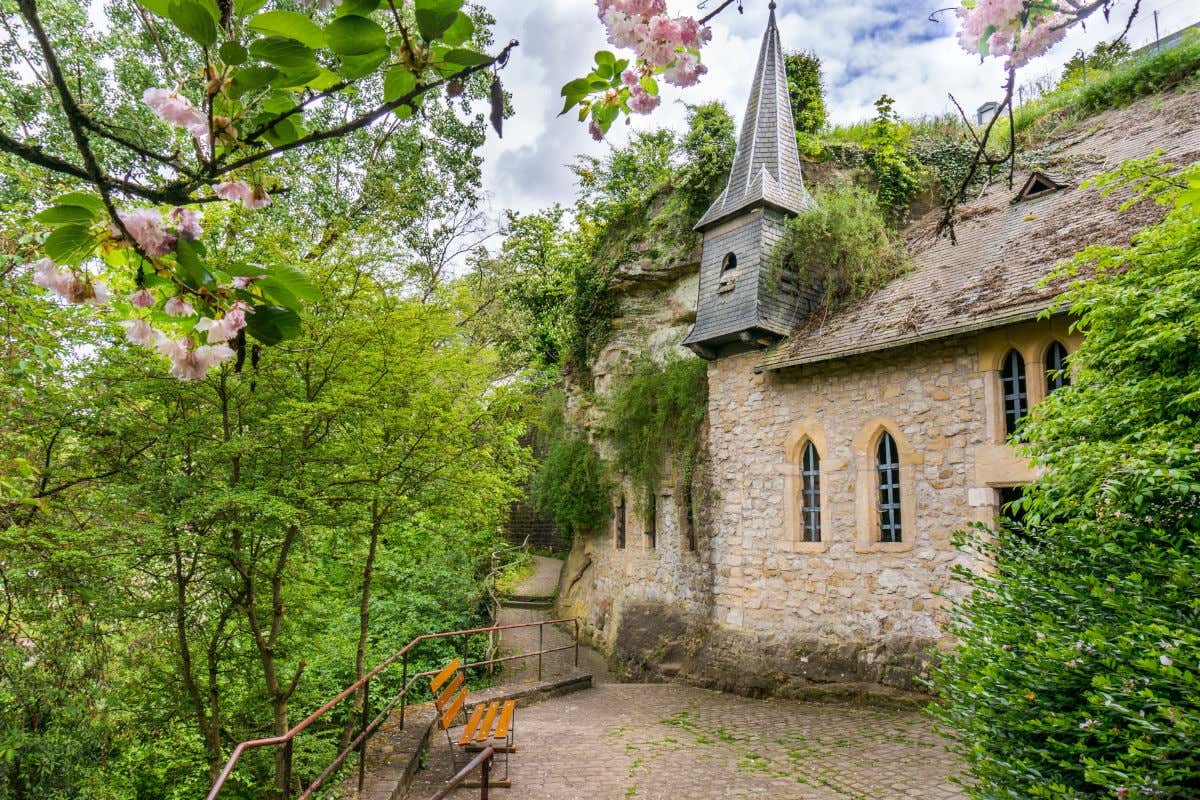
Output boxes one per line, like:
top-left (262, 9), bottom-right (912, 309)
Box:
top-left (537, 623), bottom-right (543, 681)
top-left (574, 619), bottom-right (579, 668)
top-left (480, 752), bottom-right (491, 800)
top-left (357, 676), bottom-right (370, 791)
top-left (281, 739), bottom-right (294, 800)
top-left (400, 651), bottom-right (408, 731)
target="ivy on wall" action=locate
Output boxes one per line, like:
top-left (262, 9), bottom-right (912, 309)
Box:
top-left (606, 353), bottom-right (709, 509)
top-left (529, 392), bottom-right (611, 538)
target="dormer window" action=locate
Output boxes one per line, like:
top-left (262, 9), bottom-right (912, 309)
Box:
top-left (1015, 171), bottom-right (1066, 202)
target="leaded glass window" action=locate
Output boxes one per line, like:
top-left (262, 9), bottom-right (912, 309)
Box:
top-left (1001, 349), bottom-right (1028, 435)
top-left (800, 441), bottom-right (821, 542)
top-left (1045, 341), bottom-right (1070, 394)
top-left (876, 433), bottom-right (902, 542)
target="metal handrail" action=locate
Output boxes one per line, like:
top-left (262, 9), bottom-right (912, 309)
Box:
top-left (429, 746), bottom-right (496, 800)
top-left (204, 616), bottom-right (580, 800)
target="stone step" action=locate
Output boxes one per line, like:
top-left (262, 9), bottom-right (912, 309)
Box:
top-left (499, 596), bottom-right (553, 609)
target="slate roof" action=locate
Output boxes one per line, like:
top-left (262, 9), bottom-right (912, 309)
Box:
top-left (694, 2), bottom-right (812, 231)
top-left (759, 85), bottom-right (1200, 372)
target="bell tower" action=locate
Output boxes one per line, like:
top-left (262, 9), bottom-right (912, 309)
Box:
top-left (683, 2), bottom-right (816, 359)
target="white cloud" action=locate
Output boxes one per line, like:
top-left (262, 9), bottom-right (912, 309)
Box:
top-left (478, 0), bottom-right (1184, 216)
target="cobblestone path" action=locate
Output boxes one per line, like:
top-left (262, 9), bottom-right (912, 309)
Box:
top-left (407, 682), bottom-right (963, 800)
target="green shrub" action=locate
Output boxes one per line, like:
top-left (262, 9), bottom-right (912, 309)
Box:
top-left (676, 102), bottom-right (737, 221)
top-left (606, 353), bottom-right (708, 506)
top-left (930, 161), bottom-right (1200, 798)
top-left (773, 183), bottom-right (910, 313)
top-left (530, 436), bottom-right (610, 537)
top-left (1077, 33), bottom-right (1200, 115)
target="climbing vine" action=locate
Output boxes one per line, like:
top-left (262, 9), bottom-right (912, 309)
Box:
top-left (606, 353), bottom-right (708, 508)
top-left (529, 391), bottom-right (611, 538)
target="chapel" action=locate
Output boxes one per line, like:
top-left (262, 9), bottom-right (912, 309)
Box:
top-left (553, 6), bottom-right (1200, 694)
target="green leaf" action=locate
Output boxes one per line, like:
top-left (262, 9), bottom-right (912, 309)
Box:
top-left (978, 25), bottom-right (997, 57)
top-left (42, 225), bottom-right (96, 266)
top-left (35, 205), bottom-right (98, 227)
top-left (324, 15), bottom-right (387, 55)
top-left (337, 0), bottom-right (381, 14)
top-left (559, 77), bottom-right (591, 115)
top-left (261, 116), bottom-right (305, 146)
top-left (414, 0), bottom-right (463, 41)
top-left (168, 0), bottom-right (218, 47)
top-left (258, 265), bottom-right (320, 311)
top-left (337, 47), bottom-right (388, 79)
top-left (442, 48), bottom-right (491, 67)
top-left (219, 41), bottom-right (249, 64)
top-left (249, 37), bottom-right (316, 68)
top-left (174, 238), bottom-right (214, 289)
top-left (272, 65), bottom-right (322, 90)
top-left (383, 66), bottom-right (418, 102)
top-left (640, 75), bottom-right (658, 95)
top-left (233, 0), bottom-right (267, 15)
top-left (305, 68), bottom-right (344, 91)
top-left (246, 305), bottom-right (302, 345)
top-left (229, 65), bottom-right (279, 97)
top-left (50, 192), bottom-right (105, 215)
top-left (137, 0), bottom-right (171, 18)
top-left (595, 50), bottom-right (615, 67)
top-left (249, 11), bottom-right (327, 49)
top-left (440, 11), bottom-right (474, 47)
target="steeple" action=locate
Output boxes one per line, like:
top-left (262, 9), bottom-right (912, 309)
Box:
top-left (682, 5), bottom-right (820, 359)
top-left (694, 2), bottom-right (811, 231)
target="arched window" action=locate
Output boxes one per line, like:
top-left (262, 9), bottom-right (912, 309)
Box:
top-left (720, 252), bottom-right (737, 273)
top-left (1045, 341), bottom-right (1070, 394)
top-left (1001, 349), bottom-right (1028, 435)
top-left (800, 441), bottom-right (821, 542)
top-left (683, 484), bottom-right (696, 552)
top-left (616, 495), bottom-right (626, 549)
top-left (876, 432), bottom-right (902, 542)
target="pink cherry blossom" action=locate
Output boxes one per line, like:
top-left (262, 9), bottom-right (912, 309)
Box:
top-left (588, 119), bottom-right (604, 141)
top-left (164, 296), bottom-right (196, 317)
top-left (215, 180), bottom-right (272, 210)
top-left (155, 336), bottom-right (235, 381)
top-left (956, 1), bottom-right (1070, 68)
top-left (171, 207), bottom-right (204, 240)
top-left (119, 318), bottom-right (163, 349)
top-left (130, 288), bottom-right (155, 308)
top-left (662, 51), bottom-right (706, 87)
top-left (621, 68), bottom-right (640, 87)
top-left (628, 86), bottom-right (660, 114)
top-left (114, 208), bottom-right (177, 258)
top-left (194, 301), bottom-right (253, 344)
top-left (143, 88), bottom-right (208, 142)
top-left (31, 258), bottom-right (109, 305)
top-left (231, 274), bottom-right (268, 289)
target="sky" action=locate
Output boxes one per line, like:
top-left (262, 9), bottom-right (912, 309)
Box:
top-left (476, 0), bottom-right (1194, 217)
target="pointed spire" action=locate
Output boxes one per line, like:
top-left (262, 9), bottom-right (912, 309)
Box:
top-left (694, 3), bottom-right (811, 230)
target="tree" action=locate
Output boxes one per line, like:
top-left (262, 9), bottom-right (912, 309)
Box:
top-left (784, 50), bottom-right (826, 136)
top-left (930, 158), bottom-right (1200, 799)
top-left (677, 101), bottom-right (736, 220)
top-left (1061, 38), bottom-right (1133, 82)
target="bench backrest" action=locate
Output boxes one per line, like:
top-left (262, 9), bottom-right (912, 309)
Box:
top-left (431, 658), bottom-right (467, 732)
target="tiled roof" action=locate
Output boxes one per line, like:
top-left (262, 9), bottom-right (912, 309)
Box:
top-left (759, 86), bottom-right (1200, 372)
top-left (694, 3), bottom-right (811, 231)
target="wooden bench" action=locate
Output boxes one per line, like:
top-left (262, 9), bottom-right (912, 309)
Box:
top-left (430, 659), bottom-right (516, 787)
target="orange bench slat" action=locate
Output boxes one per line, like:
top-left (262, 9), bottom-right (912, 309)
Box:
top-left (458, 704), bottom-right (486, 745)
top-left (493, 700), bottom-right (516, 740)
top-left (435, 672), bottom-right (464, 712)
top-left (440, 688), bottom-right (466, 731)
top-left (474, 702), bottom-right (500, 742)
top-left (430, 659), bottom-right (461, 693)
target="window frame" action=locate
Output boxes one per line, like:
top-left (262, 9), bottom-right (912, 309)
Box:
top-left (783, 422), bottom-right (832, 553)
top-left (645, 491), bottom-right (657, 550)
top-left (800, 441), bottom-right (821, 543)
top-left (615, 494), bottom-right (626, 550)
top-left (1001, 348), bottom-right (1029, 436)
top-left (1045, 340), bottom-right (1070, 395)
top-left (853, 420), bottom-right (918, 553)
top-left (876, 432), bottom-right (903, 543)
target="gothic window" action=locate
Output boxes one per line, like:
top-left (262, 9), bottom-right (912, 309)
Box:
top-left (1001, 349), bottom-right (1028, 436)
top-left (721, 252), bottom-right (737, 273)
top-left (800, 441), bottom-right (821, 542)
top-left (646, 493), bottom-right (657, 549)
top-left (616, 495), bottom-right (626, 549)
top-left (1045, 340), bottom-right (1070, 394)
top-left (876, 433), bottom-right (902, 543)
